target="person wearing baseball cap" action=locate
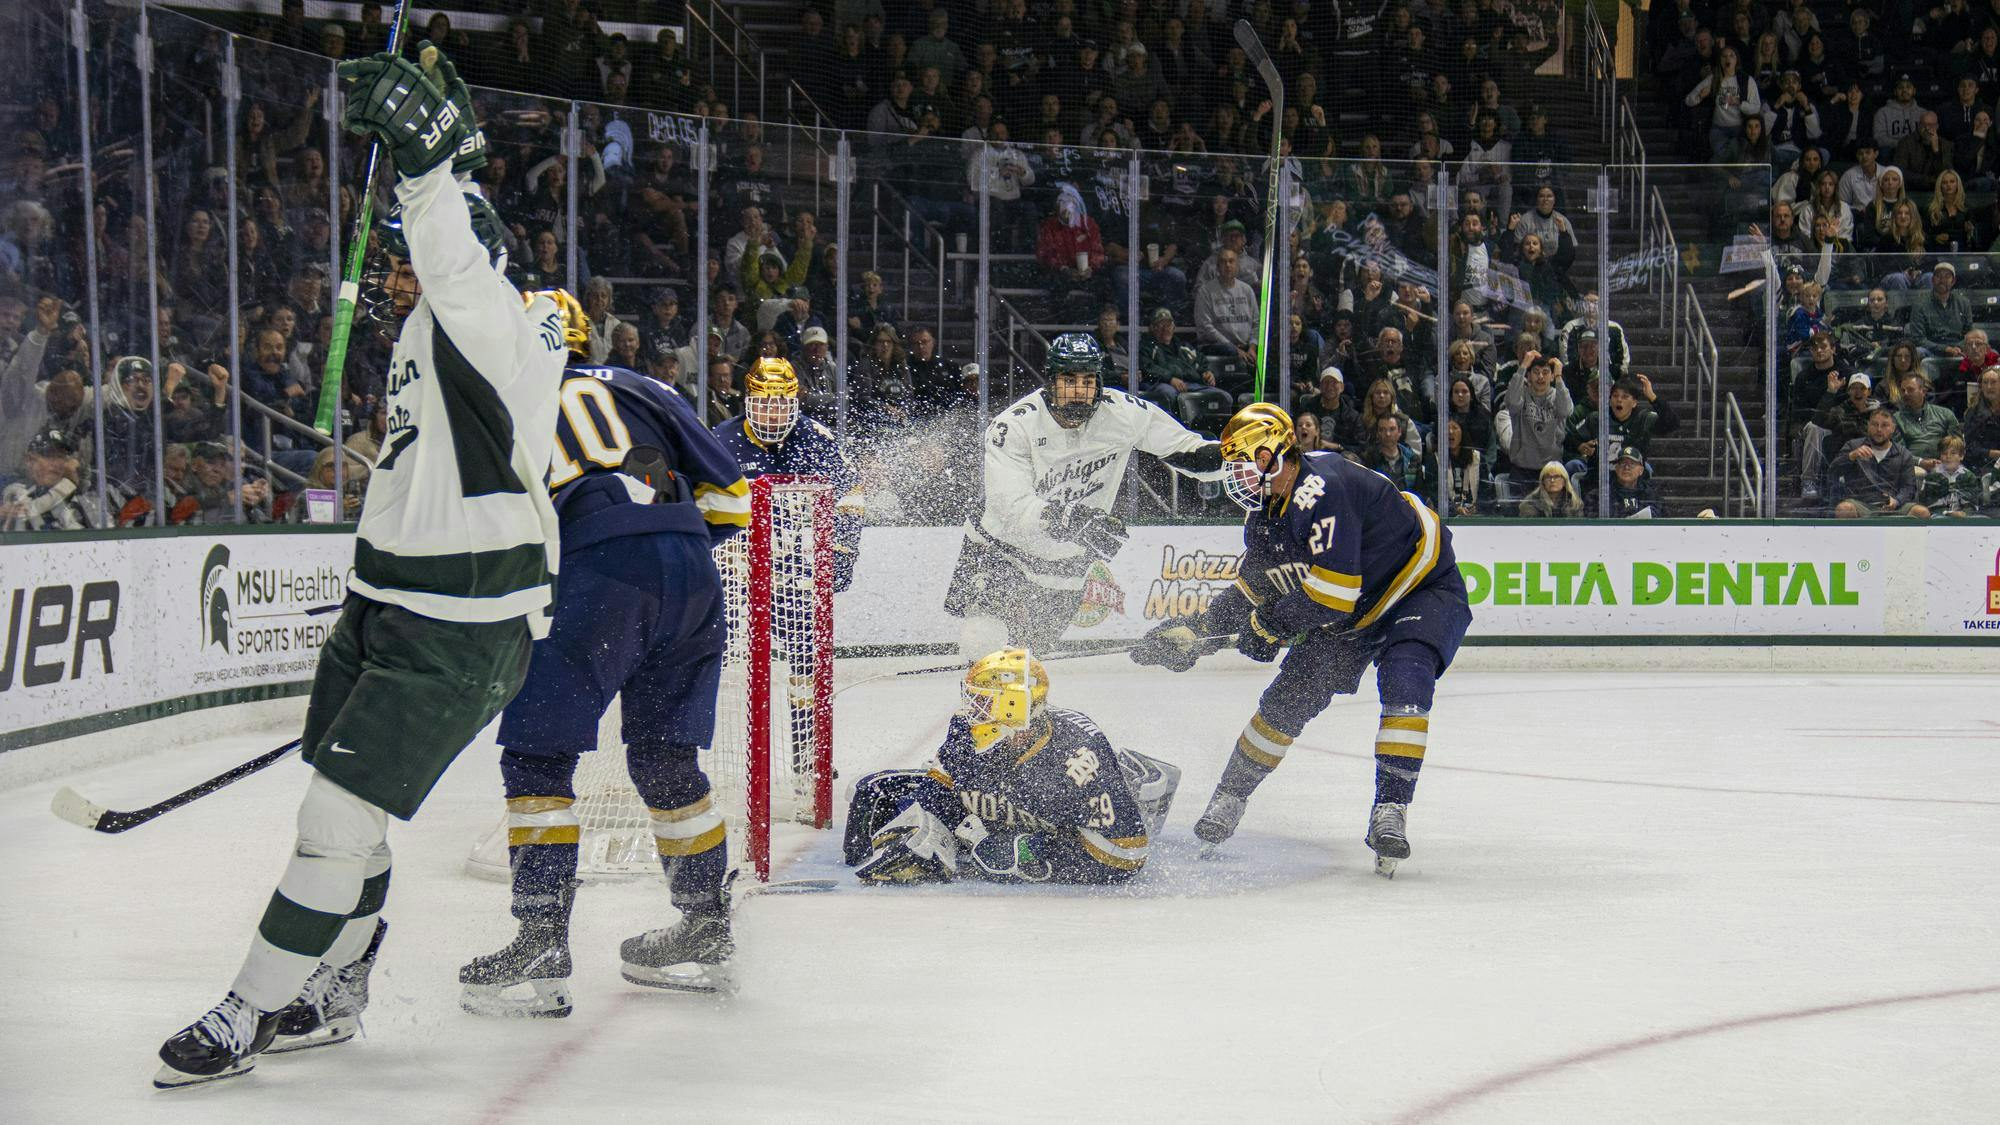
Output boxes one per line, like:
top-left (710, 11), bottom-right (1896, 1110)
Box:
top-left (1908, 258), bottom-right (1972, 358)
top-left (1196, 218), bottom-right (1263, 290)
top-left (772, 283), bottom-right (824, 358)
top-left (1598, 443), bottom-right (1667, 517)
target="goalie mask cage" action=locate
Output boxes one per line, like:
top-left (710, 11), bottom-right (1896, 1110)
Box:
top-left (466, 474), bottom-right (837, 884)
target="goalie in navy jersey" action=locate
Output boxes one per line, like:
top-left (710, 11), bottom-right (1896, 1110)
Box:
top-left (1133, 405), bottom-right (1473, 877)
top-left (844, 649), bottom-right (1181, 885)
top-left (460, 292), bottom-right (757, 1017)
top-left (711, 357), bottom-right (864, 787)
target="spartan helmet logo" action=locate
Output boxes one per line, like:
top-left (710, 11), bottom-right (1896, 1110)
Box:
top-left (200, 544), bottom-right (232, 653)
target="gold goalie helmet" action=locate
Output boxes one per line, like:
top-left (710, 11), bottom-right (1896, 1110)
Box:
top-left (960, 648), bottom-right (1050, 751)
top-left (1218, 403), bottom-right (1296, 511)
top-left (745, 356), bottom-right (802, 444)
top-left (525, 288), bottom-right (591, 360)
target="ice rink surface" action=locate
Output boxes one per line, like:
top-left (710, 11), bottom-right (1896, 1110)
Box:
top-left (3, 666), bottom-right (1996, 1124)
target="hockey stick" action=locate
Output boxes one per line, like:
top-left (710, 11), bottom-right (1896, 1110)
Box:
top-left (831, 637), bottom-right (1207, 698)
top-left (50, 739), bottom-right (303, 834)
top-left (313, 0), bottom-right (418, 434)
top-left (1234, 18), bottom-right (1285, 403)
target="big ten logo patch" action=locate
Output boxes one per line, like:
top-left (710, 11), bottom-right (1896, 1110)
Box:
top-left (1143, 547), bottom-right (1244, 621)
top-left (1073, 561), bottom-right (1126, 629)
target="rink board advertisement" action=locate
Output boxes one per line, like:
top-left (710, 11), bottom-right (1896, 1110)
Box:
top-left (835, 522), bottom-right (2000, 647)
top-left (1, 530), bottom-right (352, 747)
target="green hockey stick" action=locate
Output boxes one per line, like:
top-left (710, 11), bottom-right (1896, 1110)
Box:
top-left (313, 0), bottom-right (417, 434)
top-left (1235, 19), bottom-right (1285, 403)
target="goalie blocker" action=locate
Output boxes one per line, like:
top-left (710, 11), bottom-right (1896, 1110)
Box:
top-left (845, 649), bottom-right (1180, 885)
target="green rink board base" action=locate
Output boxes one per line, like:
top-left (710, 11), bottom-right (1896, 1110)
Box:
top-left (4, 634), bottom-right (1994, 754)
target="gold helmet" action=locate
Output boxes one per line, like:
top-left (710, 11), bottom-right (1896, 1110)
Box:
top-left (745, 356), bottom-right (802, 444)
top-left (959, 648), bottom-right (1050, 751)
top-left (1218, 403), bottom-right (1296, 511)
top-left (525, 288), bottom-right (591, 359)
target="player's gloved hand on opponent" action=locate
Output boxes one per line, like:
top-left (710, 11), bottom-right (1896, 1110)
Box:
top-left (854, 803), bottom-right (958, 885)
top-left (337, 45), bottom-right (469, 179)
top-left (1236, 607), bottom-right (1288, 663)
top-left (1131, 618), bottom-right (1224, 673)
top-left (413, 40), bottom-right (488, 176)
top-left (1041, 501), bottom-right (1129, 560)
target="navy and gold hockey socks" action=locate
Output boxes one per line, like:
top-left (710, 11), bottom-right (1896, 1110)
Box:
top-left (629, 743), bottom-right (729, 916)
top-left (1372, 704), bottom-right (1428, 805)
top-left (504, 796), bottom-right (582, 940)
top-left (1218, 711), bottom-right (1296, 799)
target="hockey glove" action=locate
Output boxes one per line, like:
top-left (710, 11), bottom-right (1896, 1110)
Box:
top-left (1042, 501), bottom-right (1129, 561)
top-left (414, 40), bottom-right (488, 177)
top-left (854, 803), bottom-right (958, 885)
top-left (1235, 608), bottom-right (1287, 663)
top-left (337, 51), bottom-right (467, 179)
top-left (1131, 619), bottom-right (1223, 673)
top-left (966, 829), bottom-right (1055, 883)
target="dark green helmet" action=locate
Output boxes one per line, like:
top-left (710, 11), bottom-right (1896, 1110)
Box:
top-left (1042, 332), bottom-right (1105, 426)
top-left (365, 189), bottom-right (510, 330)
top-left (376, 191), bottom-right (509, 265)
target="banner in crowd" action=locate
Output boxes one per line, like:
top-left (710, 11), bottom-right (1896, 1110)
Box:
top-left (1, 531), bottom-right (353, 743)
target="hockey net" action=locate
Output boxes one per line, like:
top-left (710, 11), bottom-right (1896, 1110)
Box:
top-left (466, 474), bottom-right (836, 883)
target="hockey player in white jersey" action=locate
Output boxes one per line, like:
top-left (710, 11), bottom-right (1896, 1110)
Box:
top-left (945, 332), bottom-right (1222, 656)
top-left (153, 44), bottom-right (566, 1088)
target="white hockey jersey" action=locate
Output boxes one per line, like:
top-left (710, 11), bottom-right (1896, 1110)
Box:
top-left (348, 164), bottom-right (566, 625)
top-left (964, 387), bottom-right (1215, 588)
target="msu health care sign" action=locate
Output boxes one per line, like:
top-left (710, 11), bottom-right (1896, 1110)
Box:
top-left (1, 530), bottom-right (354, 738)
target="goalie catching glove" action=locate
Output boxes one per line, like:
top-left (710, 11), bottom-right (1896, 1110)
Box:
top-left (854, 803), bottom-right (958, 885)
top-left (1041, 501), bottom-right (1128, 561)
top-left (338, 41), bottom-right (484, 179)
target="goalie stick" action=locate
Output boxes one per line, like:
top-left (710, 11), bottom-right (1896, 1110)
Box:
top-left (50, 739), bottom-right (302, 833)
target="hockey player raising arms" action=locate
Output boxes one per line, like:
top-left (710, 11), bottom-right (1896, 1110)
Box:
top-left (459, 296), bottom-right (756, 1015)
top-left (1133, 405), bottom-right (1473, 877)
top-left (844, 649), bottom-right (1180, 885)
top-left (156, 44), bottom-right (566, 1086)
top-left (946, 332), bottom-right (1222, 658)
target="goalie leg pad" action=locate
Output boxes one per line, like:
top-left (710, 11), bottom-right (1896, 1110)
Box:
top-left (1116, 749), bottom-right (1183, 837)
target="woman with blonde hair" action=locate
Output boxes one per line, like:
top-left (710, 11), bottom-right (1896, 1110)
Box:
top-left (1867, 166), bottom-right (1909, 233)
top-left (1927, 169), bottom-right (1972, 251)
top-left (1517, 461), bottom-right (1583, 517)
top-left (1359, 376), bottom-right (1421, 455)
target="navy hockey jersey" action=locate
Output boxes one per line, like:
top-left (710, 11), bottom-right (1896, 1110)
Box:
top-left (711, 413), bottom-right (865, 590)
top-left (547, 364), bottom-right (750, 553)
top-left (911, 707), bottom-right (1151, 882)
top-left (1230, 450), bottom-right (1457, 637)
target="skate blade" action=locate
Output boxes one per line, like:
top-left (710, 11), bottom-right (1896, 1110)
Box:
top-left (458, 978), bottom-right (573, 1019)
top-left (1373, 855), bottom-right (1401, 879)
top-left (265, 1016), bottom-right (358, 1054)
top-left (153, 1058), bottom-right (257, 1089)
top-left (621, 961), bottom-right (738, 996)
top-left (1197, 841), bottom-right (1226, 861)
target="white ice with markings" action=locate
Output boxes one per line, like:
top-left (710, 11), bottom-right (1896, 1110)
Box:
top-left (3, 668), bottom-right (1996, 1123)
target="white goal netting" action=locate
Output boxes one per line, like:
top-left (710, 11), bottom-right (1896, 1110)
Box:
top-left (466, 475), bottom-right (836, 883)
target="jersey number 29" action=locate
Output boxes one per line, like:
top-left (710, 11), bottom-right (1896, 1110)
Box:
top-left (548, 377), bottom-right (634, 488)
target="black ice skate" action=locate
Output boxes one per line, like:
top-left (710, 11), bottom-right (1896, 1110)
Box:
top-left (268, 919), bottom-right (387, 1054)
top-left (1366, 802), bottom-right (1411, 878)
top-left (1193, 791), bottom-right (1247, 856)
top-left (458, 928), bottom-right (574, 1019)
top-left (154, 991), bottom-right (281, 1089)
top-left (620, 910), bottom-right (736, 994)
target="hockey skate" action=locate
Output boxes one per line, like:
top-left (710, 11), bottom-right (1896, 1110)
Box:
top-left (1193, 791), bottom-right (1247, 857)
top-left (267, 919), bottom-right (386, 1054)
top-left (154, 991), bottom-right (281, 1089)
top-left (1366, 802), bottom-right (1411, 879)
top-left (459, 928), bottom-right (574, 1019)
top-left (620, 911), bottom-right (736, 995)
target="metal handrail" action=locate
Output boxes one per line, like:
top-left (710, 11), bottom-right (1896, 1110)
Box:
top-left (1679, 282), bottom-right (1721, 473)
top-left (1649, 186), bottom-right (1679, 336)
top-left (1616, 97), bottom-right (1646, 233)
top-left (1584, 4), bottom-right (1615, 152)
top-left (1720, 391), bottom-right (1764, 516)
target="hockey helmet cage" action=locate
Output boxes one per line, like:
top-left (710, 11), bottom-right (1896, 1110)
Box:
top-left (1218, 403), bottom-right (1296, 511)
top-left (365, 190), bottom-right (509, 328)
top-left (745, 356), bottom-right (803, 444)
top-left (960, 648), bottom-right (1050, 751)
top-left (1042, 331), bottom-right (1106, 426)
